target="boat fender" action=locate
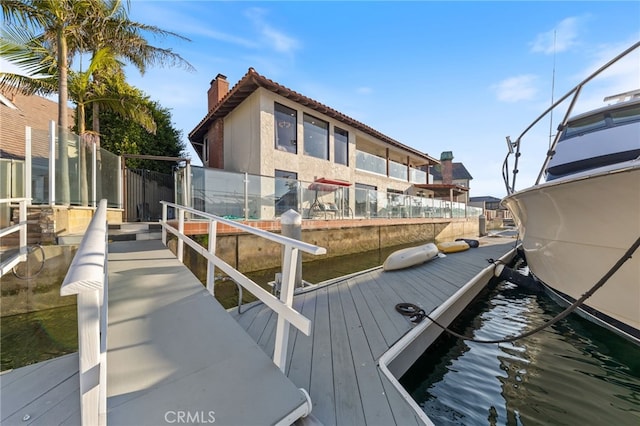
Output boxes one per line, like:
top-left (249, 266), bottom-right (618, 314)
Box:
top-left (456, 238), bottom-right (479, 248)
top-left (494, 263), bottom-right (543, 292)
top-left (395, 302), bottom-right (426, 324)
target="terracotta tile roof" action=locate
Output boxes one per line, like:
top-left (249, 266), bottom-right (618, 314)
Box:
top-left (0, 91), bottom-right (74, 160)
top-left (189, 68), bottom-right (438, 164)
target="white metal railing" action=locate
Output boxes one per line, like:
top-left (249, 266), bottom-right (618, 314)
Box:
top-left (0, 198), bottom-right (30, 277)
top-left (60, 199), bottom-right (109, 426)
top-left (160, 201), bottom-right (326, 371)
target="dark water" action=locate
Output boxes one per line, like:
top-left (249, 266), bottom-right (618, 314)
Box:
top-left (1, 304), bottom-right (78, 371)
top-left (401, 280), bottom-right (640, 425)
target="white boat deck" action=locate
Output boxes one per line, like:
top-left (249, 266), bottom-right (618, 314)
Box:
top-left (1, 240), bottom-right (309, 425)
top-left (230, 239), bottom-right (516, 425)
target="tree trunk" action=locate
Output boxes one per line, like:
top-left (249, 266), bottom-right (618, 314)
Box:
top-left (57, 28), bottom-right (71, 205)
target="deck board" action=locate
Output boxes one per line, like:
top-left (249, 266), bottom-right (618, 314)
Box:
top-left (309, 286), bottom-right (336, 425)
top-left (232, 240), bottom-right (515, 425)
top-left (339, 281), bottom-right (397, 425)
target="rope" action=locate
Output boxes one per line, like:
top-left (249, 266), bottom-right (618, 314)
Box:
top-left (396, 235), bottom-right (640, 344)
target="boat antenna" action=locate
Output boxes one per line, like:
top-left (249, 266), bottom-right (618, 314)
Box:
top-left (548, 30), bottom-right (557, 148)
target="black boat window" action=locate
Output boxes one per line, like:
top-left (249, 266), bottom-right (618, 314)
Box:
top-left (562, 114), bottom-right (607, 139)
top-left (610, 105), bottom-right (640, 125)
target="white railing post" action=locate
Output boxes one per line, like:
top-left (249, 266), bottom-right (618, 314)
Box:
top-left (206, 219), bottom-right (217, 295)
top-left (177, 208), bottom-right (184, 262)
top-left (117, 156), bottom-right (123, 209)
top-left (18, 199), bottom-right (27, 257)
top-left (162, 202), bottom-right (167, 245)
top-left (25, 127), bottom-right (32, 204)
top-left (60, 199), bottom-right (108, 426)
top-left (49, 121), bottom-right (56, 206)
top-left (92, 141), bottom-right (97, 208)
top-left (273, 245), bottom-right (299, 371)
top-left (244, 172), bottom-right (249, 220)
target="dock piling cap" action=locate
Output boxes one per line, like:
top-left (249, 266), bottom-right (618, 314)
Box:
top-left (281, 209), bottom-right (302, 226)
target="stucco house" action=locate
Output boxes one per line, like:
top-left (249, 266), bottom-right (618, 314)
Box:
top-left (188, 69), bottom-right (441, 218)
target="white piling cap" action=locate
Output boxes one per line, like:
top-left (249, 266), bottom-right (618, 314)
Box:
top-left (281, 209), bottom-right (302, 225)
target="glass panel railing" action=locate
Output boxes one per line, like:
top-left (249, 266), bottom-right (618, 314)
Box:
top-left (247, 174), bottom-right (274, 220)
top-left (355, 150), bottom-right (386, 175)
top-left (185, 164), bottom-right (474, 221)
top-left (99, 147), bottom-right (120, 208)
top-left (388, 160), bottom-right (407, 181)
top-left (410, 168), bottom-right (427, 184)
top-left (31, 128), bottom-right (50, 204)
top-left (197, 168), bottom-right (246, 219)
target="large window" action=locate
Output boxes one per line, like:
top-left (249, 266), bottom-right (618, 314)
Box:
top-left (275, 169), bottom-right (298, 215)
top-left (334, 127), bottom-right (349, 166)
top-left (275, 103), bottom-right (297, 153)
top-left (303, 113), bottom-right (329, 160)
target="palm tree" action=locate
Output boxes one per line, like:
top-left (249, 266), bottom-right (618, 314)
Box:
top-left (81, 0), bottom-right (193, 141)
top-left (1, 0), bottom-right (193, 205)
top-left (2, 0), bottom-right (98, 204)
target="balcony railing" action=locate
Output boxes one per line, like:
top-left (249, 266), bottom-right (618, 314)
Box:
top-left (185, 166), bottom-right (481, 220)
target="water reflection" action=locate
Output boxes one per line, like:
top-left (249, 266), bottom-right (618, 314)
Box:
top-left (402, 281), bottom-right (640, 425)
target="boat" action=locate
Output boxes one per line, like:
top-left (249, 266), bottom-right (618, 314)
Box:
top-left (437, 240), bottom-right (470, 253)
top-left (500, 41), bottom-right (640, 344)
top-left (383, 243), bottom-right (439, 271)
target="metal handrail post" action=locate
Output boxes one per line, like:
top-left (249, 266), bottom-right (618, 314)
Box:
top-left (177, 208), bottom-right (185, 262)
top-left (49, 121), bottom-right (55, 206)
top-left (92, 142), bottom-right (97, 208)
top-left (25, 127), bottom-right (32, 204)
top-left (207, 219), bottom-right (217, 295)
top-left (162, 203), bottom-right (167, 244)
top-left (273, 245), bottom-right (299, 371)
top-left (19, 199), bottom-right (27, 257)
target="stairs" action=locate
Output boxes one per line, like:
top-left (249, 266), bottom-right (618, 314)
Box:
top-left (57, 223), bottom-right (163, 245)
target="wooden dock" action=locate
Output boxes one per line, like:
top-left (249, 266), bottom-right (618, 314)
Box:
top-left (1, 236), bottom-right (515, 425)
top-left (230, 238), bottom-right (516, 425)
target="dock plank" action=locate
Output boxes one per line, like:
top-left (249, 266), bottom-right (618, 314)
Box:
top-left (309, 286), bottom-right (336, 425)
top-left (338, 281), bottom-right (396, 425)
top-left (345, 276), bottom-right (389, 360)
top-left (232, 240), bottom-right (515, 425)
top-left (327, 284), bottom-right (366, 425)
top-left (0, 353), bottom-right (80, 424)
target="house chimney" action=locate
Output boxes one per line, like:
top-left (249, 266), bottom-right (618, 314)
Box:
top-left (440, 151), bottom-right (454, 184)
top-left (207, 73), bottom-right (229, 111)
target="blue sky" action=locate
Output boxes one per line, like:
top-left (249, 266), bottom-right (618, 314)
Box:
top-left (5, 1), bottom-right (639, 198)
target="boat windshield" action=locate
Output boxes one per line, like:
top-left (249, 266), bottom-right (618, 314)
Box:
top-left (562, 104), bottom-right (640, 140)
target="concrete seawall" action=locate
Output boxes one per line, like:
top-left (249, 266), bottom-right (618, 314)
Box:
top-left (172, 217), bottom-right (481, 273)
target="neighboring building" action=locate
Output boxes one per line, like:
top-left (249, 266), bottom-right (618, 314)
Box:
top-left (188, 69), bottom-right (440, 218)
top-left (469, 196), bottom-right (502, 211)
top-left (414, 151), bottom-right (472, 204)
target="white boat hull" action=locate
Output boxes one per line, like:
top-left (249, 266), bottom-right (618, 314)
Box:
top-left (502, 162), bottom-right (640, 342)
